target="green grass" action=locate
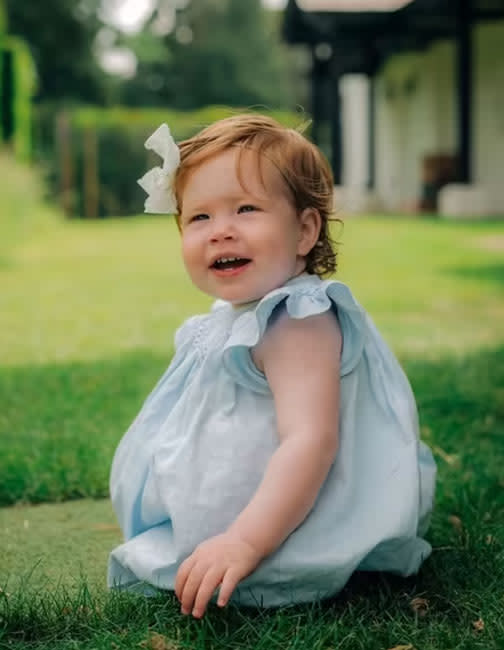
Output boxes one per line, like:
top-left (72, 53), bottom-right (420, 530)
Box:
top-left (0, 152), bottom-right (503, 648)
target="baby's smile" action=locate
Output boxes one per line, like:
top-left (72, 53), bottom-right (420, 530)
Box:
top-left (210, 256), bottom-right (252, 271)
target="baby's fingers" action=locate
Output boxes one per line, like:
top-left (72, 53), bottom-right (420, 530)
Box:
top-left (217, 569), bottom-right (241, 608)
top-left (192, 567), bottom-right (225, 619)
top-left (180, 562), bottom-right (209, 615)
top-left (174, 555), bottom-right (195, 603)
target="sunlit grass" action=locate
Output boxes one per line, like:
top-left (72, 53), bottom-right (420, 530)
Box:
top-left (2, 213), bottom-right (504, 365)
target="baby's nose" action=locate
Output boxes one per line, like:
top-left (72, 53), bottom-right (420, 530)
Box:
top-left (209, 215), bottom-right (236, 241)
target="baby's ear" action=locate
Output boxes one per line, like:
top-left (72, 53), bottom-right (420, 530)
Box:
top-left (297, 207), bottom-right (322, 256)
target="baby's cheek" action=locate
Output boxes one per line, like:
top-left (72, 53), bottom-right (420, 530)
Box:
top-left (181, 234), bottom-right (200, 268)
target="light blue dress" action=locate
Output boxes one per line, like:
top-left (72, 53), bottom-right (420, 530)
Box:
top-left (108, 273), bottom-right (436, 607)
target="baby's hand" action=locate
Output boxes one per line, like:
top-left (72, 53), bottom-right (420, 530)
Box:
top-left (174, 532), bottom-right (263, 618)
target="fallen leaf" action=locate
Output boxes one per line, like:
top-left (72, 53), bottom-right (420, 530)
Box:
top-left (92, 523), bottom-right (122, 532)
top-left (387, 645), bottom-right (414, 650)
top-left (410, 597), bottom-right (429, 617)
top-left (139, 633), bottom-right (179, 650)
top-left (420, 425), bottom-right (432, 438)
top-left (432, 445), bottom-right (459, 466)
top-left (472, 618), bottom-right (485, 632)
top-left (448, 515), bottom-right (463, 531)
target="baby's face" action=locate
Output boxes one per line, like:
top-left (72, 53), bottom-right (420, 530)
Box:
top-left (179, 148), bottom-right (309, 304)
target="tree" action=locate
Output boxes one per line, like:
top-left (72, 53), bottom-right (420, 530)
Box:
top-left (5, 0), bottom-right (106, 102)
top-left (119, 0), bottom-right (298, 110)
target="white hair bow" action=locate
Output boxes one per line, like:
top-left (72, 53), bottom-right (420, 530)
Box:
top-left (137, 123), bottom-right (180, 215)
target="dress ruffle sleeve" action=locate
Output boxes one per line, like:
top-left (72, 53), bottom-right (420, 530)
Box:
top-left (222, 278), bottom-right (367, 392)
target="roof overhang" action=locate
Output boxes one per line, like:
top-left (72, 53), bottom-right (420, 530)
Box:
top-left (283, 0), bottom-right (504, 75)
top-left (296, 0), bottom-right (413, 11)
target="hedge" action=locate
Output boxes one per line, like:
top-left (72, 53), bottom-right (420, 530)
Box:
top-left (34, 105), bottom-right (307, 218)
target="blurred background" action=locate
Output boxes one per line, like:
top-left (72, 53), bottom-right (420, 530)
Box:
top-left (1, 0), bottom-right (307, 219)
top-left (1, 0), bottom-right (503, 220)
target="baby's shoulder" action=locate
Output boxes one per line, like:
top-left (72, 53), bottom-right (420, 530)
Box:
top-left (252, 305), bottom-right (342, 374)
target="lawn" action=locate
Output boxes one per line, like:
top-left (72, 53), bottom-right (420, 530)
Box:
top-left (0, 151), bottom-right (503, 649)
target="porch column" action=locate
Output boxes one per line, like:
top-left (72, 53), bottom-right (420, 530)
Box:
top-left (330, 71), bottom-right (342, 185)
top-left (456, 0), bottom-right (473, 183)
top-left (310, 50), bottom-right (324, 148)
top-left (367, 75), bottom-right (376, 190)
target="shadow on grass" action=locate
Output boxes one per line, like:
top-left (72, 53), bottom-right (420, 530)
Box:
top-left (1, 344), bottom-right (503, 509)
top-left (0, 350), bottom-right (170, 506)
top-left (445, 263), bottom-right (504, 288)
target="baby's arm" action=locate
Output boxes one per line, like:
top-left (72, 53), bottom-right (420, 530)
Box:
top-left (228, 310), bottom-right (341, 551)
top-left (175, 310), bottom-right (341, 617)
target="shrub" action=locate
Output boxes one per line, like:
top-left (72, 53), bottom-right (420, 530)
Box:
top-left (34, 105), bottom-right (305, 218)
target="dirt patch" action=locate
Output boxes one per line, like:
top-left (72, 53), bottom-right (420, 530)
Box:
top-left (476, 234), bottom-right (504, 252)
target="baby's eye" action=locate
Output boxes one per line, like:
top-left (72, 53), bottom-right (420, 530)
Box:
top-left (190, 213), bottom-right (210, 222)
top-left (237, 204), bottom-right (257, 213)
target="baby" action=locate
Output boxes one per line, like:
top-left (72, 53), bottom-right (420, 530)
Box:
top-left (108, 114), bottom-right (436, 618)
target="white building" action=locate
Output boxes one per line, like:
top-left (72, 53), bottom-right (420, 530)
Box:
top-left (284, 0), bottom-right (504, 217)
